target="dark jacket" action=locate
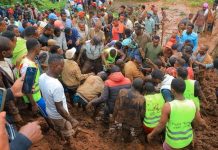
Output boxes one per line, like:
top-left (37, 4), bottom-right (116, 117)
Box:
top-left (102, 72), bottom-right (131, 113)
top-left (10, 132), bottom-right (32, 150)
top-left (113, 89), bottom-right (145, 128)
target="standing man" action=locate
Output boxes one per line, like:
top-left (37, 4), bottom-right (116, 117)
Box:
top-left (93, 66), bottom-right (131, 127)
top-left (39, 54), bottom-right (79, 148)
top-left (60, 11), bottom-right (72, 28)
top-left (132, 24), bottom-right (151, 58)
top-left (143, 82), bottom-right (165, 134)
top-left (18, 39), bottom-right (47, 116)
top-left (13, 26), bottom-right (39, 67)
top-left (144, 13), bottom-right (155, 36)
top-left (193, 3), bottom-right (209, 34)
top-left (144, 35), bottom-right (162, 63)
top-left (177, 67), bottom-right (206, 110)
top-left (147, 79), bottom-right (206, 150)
top-left (88, 19), bottom-right (105, 44)
top-left (180, 23), bottom-right (198, 52)
top-left (113, 78), bottom-right (145, 143)
top-left (0, 35), bottom-right (23, 124)
top-left (151, 69), bottom-right (174, 102)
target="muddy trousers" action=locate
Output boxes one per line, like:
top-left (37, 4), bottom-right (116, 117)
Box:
top-left (121, 124), bottom-right (145, 144)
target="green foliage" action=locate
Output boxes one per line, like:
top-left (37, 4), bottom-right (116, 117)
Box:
top-left (189, 0), bottom-right (214, 7)
top-left (0, 0), bottom-right (66, 11)
top-left (37, 0), bottom-right (66, 11)
top-left (164, 0), bottom-right (214, 7)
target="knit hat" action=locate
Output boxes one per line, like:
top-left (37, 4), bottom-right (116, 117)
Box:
top-left (65, 48), bottom-right (76, 59)
top-left (203, 3), bottom-right (208, 8)
top-left (77, 11), bottom-right (85, 18)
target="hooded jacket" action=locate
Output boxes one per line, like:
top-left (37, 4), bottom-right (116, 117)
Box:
top-left (101, 72), bottom-right (131, 113)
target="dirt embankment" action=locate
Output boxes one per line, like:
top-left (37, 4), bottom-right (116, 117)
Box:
top-left (22, 1), bottom-right (218, 150)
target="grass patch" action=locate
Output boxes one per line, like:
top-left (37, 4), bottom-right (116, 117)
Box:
top-left (189, 0), bottom-right (214, 7)
top-left (0, 0), bottom-right (66, 11)
top-left (38, 0), bottom-right (66, 11)
top-left (163, 0), bottom-right (214, 7)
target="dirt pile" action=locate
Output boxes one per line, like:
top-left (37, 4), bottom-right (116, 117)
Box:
top-left (23, 1), bottom-right (218, 150)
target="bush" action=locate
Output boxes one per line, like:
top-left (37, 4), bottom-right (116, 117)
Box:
top-left (0, 0), bottom-right (66, 11)
top-left (37, 0), bottom-right (66, 11)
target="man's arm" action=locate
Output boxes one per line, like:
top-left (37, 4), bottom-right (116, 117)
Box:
top-left (10, 132), bottom-right (32, 150)
top-left (194, 81), bottom-right (207, 106)
top-left (192, 12), bottom-right (199, 24)
top-left (76, 47), bottom-right (85, 63)
top-left (74, 63), bottom-right (90, 81)
top-left (11, 121), bottom-right (43, 150)
top-left (55, 102), bottom-right (78, 128)
top-left (53, 88), bottom-right (78, 127)
top-left (147, 103), bottom-right (170, 142)
top-left (117, 50), bottom-right (126, 60)
top-left (101, 51), bottom-right (108, 66)
top-left (55, 101), bottom-right (73, 122)
top-left (193, 108), bottom-right (207, 129)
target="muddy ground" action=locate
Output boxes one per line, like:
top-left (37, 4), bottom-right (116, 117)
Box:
top-left (20, 1), bottom-right (218, 150)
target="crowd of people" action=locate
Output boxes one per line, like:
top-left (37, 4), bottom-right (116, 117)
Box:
top-left (0, 0), bottom-right (218, 149)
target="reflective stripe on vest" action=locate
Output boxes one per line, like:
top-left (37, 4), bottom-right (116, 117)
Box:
top-left (184, 80), bottom-right (200, 109)
top-left (166, 100), bottom-right (196, 149)
top-left (19, 58), bottom-right (41, 103)
top-left (143, 93), bottom-right (165, 128)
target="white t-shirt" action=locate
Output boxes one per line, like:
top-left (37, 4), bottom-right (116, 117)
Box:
top-left (39, 73), bottom-right (69, 119)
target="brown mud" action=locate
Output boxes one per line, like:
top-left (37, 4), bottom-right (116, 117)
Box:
top-left (18, 1), bottom-right (218, 150)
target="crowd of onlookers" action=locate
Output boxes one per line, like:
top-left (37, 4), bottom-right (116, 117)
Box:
top-left (0, 0), bottom-right (218, 149)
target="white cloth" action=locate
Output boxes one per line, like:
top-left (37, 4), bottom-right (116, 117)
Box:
top-left (160, 74), bottom-right (174, 91)
top-left (39, 73), bottom-right (69, 119)
top-left (204, 9), bottom-right (209, 16)
top-left (125, 19), bottom-right (133, 30)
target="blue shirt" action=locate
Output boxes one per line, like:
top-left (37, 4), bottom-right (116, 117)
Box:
top-left (180, 30), bottom-right (198, 51)
top-left (65, 28), bottom-right (80, 49)
top-left (63, 18), bottom-right (72, 29)
top-left (144, 17), bottom-right (155, 34)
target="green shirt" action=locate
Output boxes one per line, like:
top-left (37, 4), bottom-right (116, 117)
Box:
top-left (12, 37), bottom-right (27, 65)
top-left (144, 42), bottom-right (162, 62)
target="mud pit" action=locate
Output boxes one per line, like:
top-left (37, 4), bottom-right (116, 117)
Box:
top-left (20, 1), bottom-right (218, 150)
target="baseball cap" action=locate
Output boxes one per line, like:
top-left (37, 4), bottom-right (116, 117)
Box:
top-left (48, 13), bottom-right (58, 20)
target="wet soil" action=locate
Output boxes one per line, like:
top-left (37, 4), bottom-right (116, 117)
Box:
top-left (18, 1), bottom-right (218, 150)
